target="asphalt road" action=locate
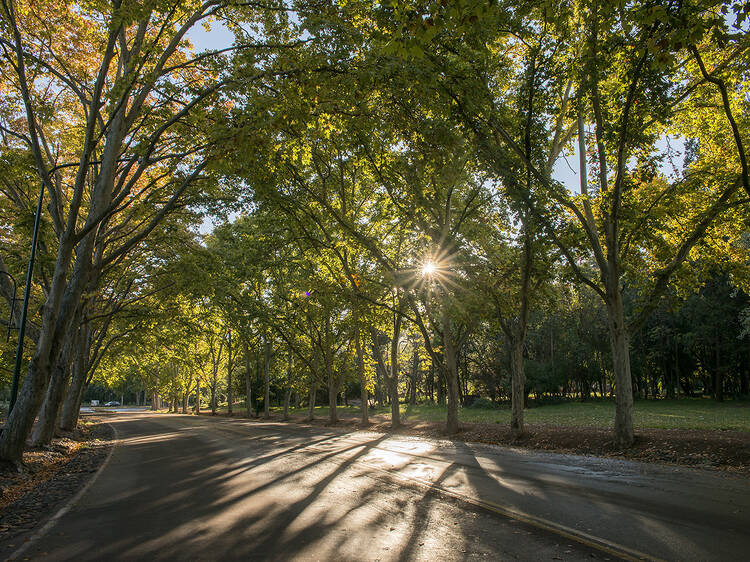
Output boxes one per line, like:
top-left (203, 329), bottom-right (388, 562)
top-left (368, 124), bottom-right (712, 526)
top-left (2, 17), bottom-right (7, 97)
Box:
top-left (15, 413), bottom-right (750, 561)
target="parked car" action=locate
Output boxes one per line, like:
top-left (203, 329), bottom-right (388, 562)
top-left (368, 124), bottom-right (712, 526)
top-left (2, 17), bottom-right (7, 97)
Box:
top-left (104, 401), bottom-right (120, 407)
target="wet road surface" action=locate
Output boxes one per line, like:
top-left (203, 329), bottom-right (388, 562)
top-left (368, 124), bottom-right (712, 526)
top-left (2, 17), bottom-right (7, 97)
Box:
top-left (15, 413), bottom-right (750, 561)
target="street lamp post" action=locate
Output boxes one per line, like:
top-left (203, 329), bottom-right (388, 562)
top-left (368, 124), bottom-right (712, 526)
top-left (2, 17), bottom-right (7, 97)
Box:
top-left (9, 182), bottom-right (45, 415)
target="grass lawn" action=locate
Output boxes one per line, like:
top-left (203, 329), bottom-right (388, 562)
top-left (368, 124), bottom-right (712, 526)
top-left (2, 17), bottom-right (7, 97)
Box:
top-left (400, 399), bottom-right (750, 431)
top-left (227, 397), bottom-right (750, 432)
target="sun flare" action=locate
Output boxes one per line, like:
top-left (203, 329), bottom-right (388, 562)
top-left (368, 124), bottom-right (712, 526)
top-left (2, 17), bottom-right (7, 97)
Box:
top-left (421, 261), bottom-right (436, 277)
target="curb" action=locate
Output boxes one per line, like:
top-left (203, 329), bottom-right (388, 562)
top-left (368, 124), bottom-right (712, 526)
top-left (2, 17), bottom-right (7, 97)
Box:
top-left (7, 422), bottom-right (119, 561)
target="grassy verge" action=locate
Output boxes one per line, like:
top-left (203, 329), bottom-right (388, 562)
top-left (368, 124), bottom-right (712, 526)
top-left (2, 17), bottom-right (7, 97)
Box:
top-left (400, 399), bottom-right (750, 431)
top-left (214, 397), bottom-right (750, 432)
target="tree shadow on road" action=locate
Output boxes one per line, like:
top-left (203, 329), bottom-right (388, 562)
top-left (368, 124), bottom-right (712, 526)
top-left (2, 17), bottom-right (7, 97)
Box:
top-left (22, 414), bottom-right (717, 561)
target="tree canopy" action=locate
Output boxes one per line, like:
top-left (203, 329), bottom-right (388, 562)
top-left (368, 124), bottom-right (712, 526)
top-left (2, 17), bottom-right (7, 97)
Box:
top-left (1, 0), bottom-right (749, 463)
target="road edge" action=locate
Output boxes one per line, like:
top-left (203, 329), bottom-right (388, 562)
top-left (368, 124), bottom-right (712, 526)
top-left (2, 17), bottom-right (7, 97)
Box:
top-left (7, 421), bottom-right (119, 561)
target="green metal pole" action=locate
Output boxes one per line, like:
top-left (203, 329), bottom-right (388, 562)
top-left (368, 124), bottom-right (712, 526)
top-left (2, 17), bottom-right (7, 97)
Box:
top-left (9, 182), bottom-right (44, 415)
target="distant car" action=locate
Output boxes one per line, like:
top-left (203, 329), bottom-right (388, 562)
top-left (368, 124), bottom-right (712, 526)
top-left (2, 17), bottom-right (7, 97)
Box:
top-left (104, 401), bottom-right (120, 407)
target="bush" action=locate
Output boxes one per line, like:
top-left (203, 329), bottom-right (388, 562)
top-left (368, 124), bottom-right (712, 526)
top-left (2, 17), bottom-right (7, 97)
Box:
top-left (468, 397), bottom-right (498, 409)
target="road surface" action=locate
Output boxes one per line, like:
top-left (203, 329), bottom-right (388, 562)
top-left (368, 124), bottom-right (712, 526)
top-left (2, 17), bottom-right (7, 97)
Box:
top-left (15, 413), bottom-right (750, 561)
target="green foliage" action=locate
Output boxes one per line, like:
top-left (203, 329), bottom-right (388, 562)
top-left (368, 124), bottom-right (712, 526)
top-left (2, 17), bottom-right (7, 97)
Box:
top-left (4, 0), bottom-right (748, 440)
top-left (467, 397), bottom-right (497, 409)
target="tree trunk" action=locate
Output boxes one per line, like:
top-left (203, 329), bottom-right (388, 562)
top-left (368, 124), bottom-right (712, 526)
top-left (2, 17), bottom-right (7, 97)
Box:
top-left (409, 347), bottom-right (418, 405)
top-left (283, 350), bottom-right (292, 421)
top-left (195, 383), bottom-right (201, 414)
top-left (436, 374), bottom-right (445, 406)
top-left (31, 325), bottom-right (79, 446)
top-left (226, 329), bottom-right (233, 416)
top-left (388, 307), bottom-right (403, 428)
top-left (283, 388), bottom-right (291, 420)
top-left (673, 337), bottom-right (680, 400)
top-left (210, 384), bottom-right (217, 415)
top-left (244, 341), bottom-right (252, 418)
top-left (263, 340), bottom-right (271, 419)
top-left (0, 337), bottom-right (56, 461)
top-left (714, 328), bottom-right (724, 402)
top-left (715, 369), bottom-right (724, 401)
top-left (442, 311), bottom-right (459, 435)
top-left (307, 386), bottom-right (316, 421)
top-left (328, 384), bottom-right (338, 424)
top-left (607, 295), bottom-right (634, 447)
top-left (0, 188), bottom-right (117, 463)
top-left (372, 340), bottom-right (385, 409)
top-left (457, 348), bottom-right (467, 405)
top-left (427, 364), bottom-right (434, 403)
top-left (509, 338), bottom-right (525, 439)
top-left (355, 323), bottom-right (369, 424)
top-left (58, 320), bottom-right (90, 431)
top-left (0, 234), bottom-right (80, 463)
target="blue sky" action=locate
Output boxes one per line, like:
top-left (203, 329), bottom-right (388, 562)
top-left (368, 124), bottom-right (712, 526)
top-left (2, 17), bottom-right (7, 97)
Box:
top-left (186, 19), bottom-right (234, 52)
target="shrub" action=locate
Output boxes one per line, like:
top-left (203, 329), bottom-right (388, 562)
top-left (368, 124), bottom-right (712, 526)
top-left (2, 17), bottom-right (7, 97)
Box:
top-left (468, 397), bottom-right (498, 409)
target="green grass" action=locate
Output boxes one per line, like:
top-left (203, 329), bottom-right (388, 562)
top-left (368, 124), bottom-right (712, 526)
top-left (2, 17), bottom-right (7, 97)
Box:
top-left (420, 399), bottom-right (750, 431)
top-left (208, 397), bottom-right (750, 431)
top-left (269, 405), bottom-right (391, 418)
top-left (476, 399), bottom-right (750, 431)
